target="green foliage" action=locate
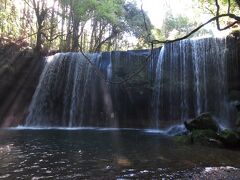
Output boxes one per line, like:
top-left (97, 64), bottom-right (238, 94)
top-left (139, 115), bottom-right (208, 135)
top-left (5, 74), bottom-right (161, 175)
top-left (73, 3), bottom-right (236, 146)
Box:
top-left (56, 0), bottom-right (151, 51)
top-left (124, 2), bottom-right (152, 40)
top-left (199, 0), bottom-right (240, 14)
top-left (2, 0), bottom-right (240, 51)
top-left (0, 0), bottom-right (19, 38)
top-left (161, 9), bottom-right (209, 39)
top-left (95, 0), bottom-right (124, 24)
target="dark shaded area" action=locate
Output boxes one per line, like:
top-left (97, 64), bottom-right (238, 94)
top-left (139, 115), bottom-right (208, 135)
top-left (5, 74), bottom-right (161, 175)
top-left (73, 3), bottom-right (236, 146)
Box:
top-left (227, 38), bottom-right (240, 91)
top-left (0, 45), bottom-right (45, 127)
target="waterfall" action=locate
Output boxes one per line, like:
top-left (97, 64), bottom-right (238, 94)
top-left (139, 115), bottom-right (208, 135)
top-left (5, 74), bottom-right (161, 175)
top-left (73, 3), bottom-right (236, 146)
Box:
top-left (152, 46), bottom-right (165, 128)
top-left (25, 49), bottom-right (154, 128)
top-left (26, 52), bottom-right (114, 127)
top-left (24, 38), bottom-right (233, 129)
top-left (152, 38), bottom-right (232, 128)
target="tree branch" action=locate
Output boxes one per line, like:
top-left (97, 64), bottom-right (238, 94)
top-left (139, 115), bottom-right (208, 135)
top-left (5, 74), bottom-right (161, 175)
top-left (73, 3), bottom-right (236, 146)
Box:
top-left (214, 0), bottom-right (236, 31)
top-left (141, 0), bottom-right (151, 42)
top-left (228, 0), bottom-right (231, 14)
top-left (151, 13), bottom-right (240, 44)
top-left (215, 0), bottom-right (222, 30)
top-left (42, 32), bottom-right (64, 42)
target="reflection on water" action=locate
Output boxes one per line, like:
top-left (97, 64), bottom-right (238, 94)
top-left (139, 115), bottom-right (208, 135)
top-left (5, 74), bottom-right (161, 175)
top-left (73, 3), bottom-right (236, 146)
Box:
top-left (0, 129), bottom-right (240, 179)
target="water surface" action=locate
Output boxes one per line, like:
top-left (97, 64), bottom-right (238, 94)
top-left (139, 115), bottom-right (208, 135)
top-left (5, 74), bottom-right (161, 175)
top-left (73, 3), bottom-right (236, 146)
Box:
top-left (0, 129), bottom-right (240, 179)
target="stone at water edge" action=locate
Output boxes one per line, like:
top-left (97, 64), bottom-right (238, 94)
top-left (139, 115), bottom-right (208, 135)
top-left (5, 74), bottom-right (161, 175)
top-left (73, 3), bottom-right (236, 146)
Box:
top-left (191, 129), bottom-right (222, 146)
top-left (218, 130), bottom-right (240, 148)
top-left (184, 112), bottom-right (219, 132)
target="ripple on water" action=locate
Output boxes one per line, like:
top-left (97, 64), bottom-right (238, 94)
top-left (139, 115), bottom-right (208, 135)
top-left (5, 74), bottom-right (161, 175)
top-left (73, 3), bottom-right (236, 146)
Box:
top-left (1, 129), bottom-right (240, 179)
top-left (30, 165), bottom-right (40, 169)
top-left (140, 170), bottom-right (150, 174)
top-left (13, 168), bottom-right (24, 173)
top-left (55, 173), bottom-right (89, 179)
top-left (0, 174), bottom-right (10, 179)
top-left (32, 176), bottom-right (54, 180)
top-left (0, 144), bottom-right (13, 154)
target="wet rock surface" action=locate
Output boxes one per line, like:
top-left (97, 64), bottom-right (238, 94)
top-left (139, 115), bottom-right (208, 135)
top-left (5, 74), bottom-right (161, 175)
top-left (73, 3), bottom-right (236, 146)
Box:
top-left (219, 130), bottom-right (240, 148)
top-left (184, 113), bottom-right (219, 132)
top-left (177, 113), bottom-right (240, 149)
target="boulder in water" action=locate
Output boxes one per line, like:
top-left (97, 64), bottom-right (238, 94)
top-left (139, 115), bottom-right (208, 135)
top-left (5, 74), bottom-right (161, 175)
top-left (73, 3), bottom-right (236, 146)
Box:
top-left (218, 130), bottom-right (240, 148)
top-left (174, 129), bottom-right (223, 147)
top-left (184, 113), bottom-right (219, 132)
top-left (191, 129), bottom-right (222, 147)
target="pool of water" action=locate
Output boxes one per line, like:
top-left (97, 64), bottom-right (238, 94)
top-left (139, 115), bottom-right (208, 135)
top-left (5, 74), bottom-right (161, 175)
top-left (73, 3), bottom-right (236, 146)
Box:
top-left (0, 129), bottom-right (240, 179)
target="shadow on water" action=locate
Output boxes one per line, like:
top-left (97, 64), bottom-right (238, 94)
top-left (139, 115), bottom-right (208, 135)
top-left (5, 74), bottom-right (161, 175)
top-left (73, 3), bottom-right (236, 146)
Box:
top-left (0, 129), bottom-right (240, 179)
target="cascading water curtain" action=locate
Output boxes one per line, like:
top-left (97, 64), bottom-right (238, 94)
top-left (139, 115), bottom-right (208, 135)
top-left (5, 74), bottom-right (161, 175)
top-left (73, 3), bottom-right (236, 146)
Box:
top-left (152, 38), bottom-right (232, 129)
top-left (25, 53), bottom-right (105, 127)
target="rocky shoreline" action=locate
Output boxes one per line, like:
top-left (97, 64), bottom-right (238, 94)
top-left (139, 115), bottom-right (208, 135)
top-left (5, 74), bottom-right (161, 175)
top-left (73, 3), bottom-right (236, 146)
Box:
top-left (175, 113), bottom-right (240, 149)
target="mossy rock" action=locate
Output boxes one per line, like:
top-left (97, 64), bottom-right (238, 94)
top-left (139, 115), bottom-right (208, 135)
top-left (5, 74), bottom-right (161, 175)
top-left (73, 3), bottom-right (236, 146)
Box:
top-left (174, 135), bottom-right (192, 144)
top-left (191, 129), bottom-right (220, 146)
top-left (219, 130), bottom-right (240, 148)
top-left (184, 113), bottom-right (219, 132)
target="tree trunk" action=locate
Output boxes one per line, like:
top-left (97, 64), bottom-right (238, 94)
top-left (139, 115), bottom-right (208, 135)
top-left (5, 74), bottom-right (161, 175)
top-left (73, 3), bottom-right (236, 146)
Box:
top-left (66, 4), bottom-right (72, 51)
top-left (90, 19), bottom-right (97, 52)
top-left (49, 0), bottom-right (56, 48)
top-left (35, 26), bottom-right (43, 52)
top-left (60, 4), bottom-right (66, 51)
top-left (71, 18), bottom-right (80, 51)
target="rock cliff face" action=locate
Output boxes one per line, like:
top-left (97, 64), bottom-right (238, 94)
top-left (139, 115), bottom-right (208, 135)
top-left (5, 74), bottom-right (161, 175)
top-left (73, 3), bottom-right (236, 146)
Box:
top-left (0, 45), bottom-right (44, 127)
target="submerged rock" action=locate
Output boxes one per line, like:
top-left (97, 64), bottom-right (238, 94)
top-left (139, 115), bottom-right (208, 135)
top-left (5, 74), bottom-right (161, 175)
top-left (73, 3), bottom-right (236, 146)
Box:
top-left (184, 113), bottom-right (219, 132)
